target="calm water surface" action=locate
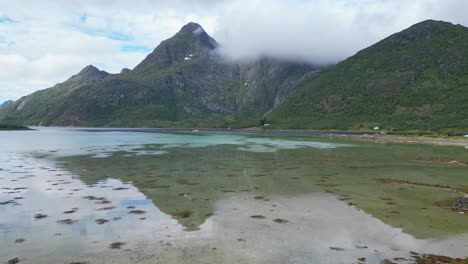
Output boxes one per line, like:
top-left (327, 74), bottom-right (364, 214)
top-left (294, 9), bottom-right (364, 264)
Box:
top-left (0, 128), bottom-right (467, 263)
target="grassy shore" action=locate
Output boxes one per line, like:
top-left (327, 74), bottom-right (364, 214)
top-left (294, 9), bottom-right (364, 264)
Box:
top-left (325, 133), bottom-right (468, 147)
top-left (265, 129), bottom-right (468, 147)
top-left (0, 124), bottom-right (33, 131)
top-left (154, 126), bottom-right (468, 147)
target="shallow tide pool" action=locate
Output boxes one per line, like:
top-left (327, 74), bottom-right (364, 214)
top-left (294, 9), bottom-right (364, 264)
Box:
top-left (1, 128), bottom-right (467, 263)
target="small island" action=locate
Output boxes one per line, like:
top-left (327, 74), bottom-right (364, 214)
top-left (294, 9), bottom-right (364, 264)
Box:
top-left (0, 124), bottom-right (33, 131)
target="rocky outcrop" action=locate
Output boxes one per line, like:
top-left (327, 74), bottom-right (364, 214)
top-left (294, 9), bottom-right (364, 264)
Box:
top-left (451, 197), bottom-right (468, 212)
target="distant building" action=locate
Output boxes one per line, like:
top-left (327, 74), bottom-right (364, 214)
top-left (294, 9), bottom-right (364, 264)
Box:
top-left (373, 126), bottom-right (380, 130)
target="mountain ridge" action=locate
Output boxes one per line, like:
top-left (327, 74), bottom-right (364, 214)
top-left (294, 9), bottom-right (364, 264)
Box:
top-left (0, 100), bottom-right (13, 109)
top-left (0, 20), bottom-right (466, 132)
top-left (268, 19), bottom-right (468, 132)
top-left (0, 22), bottom-right (319, 127)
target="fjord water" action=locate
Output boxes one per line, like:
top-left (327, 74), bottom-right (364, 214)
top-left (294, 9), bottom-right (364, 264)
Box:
top-left (1, 128), bottom-right (467, 263)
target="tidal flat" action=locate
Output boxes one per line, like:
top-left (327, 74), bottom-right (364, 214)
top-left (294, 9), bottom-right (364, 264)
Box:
top-left (0, 128), bottom-right (467, 263)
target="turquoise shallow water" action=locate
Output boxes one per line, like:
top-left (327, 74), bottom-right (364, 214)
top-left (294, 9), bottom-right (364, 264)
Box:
top-left (0, 128), bottom-right (467, 263)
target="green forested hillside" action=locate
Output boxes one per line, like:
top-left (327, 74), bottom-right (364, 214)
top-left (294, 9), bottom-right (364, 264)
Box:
top-left (268, 20), bottom-right (468, 132)
top-left (1, 20), bottom-right (467, 132)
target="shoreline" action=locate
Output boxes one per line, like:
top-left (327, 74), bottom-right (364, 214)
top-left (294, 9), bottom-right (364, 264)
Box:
top-left (324, 133), bottom-right (468, 147)
top-left (154, 128), bottom-right (468, 147)
top-left (28, 126), bottom-right (468, 147)
top-left (0, 125), bottom-right (33, 131)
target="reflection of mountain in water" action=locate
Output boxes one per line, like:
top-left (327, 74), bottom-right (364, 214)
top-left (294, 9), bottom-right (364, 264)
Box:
top-left (57, 141), bottom-right (468, 238)
top-left (58, 144), bottom-right (325, 230)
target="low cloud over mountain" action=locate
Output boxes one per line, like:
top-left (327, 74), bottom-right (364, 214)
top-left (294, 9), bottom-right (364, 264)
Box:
top-left (1, 0), bottom-right (468, 100)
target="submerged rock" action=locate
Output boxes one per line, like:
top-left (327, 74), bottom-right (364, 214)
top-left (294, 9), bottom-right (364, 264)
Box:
top-left (273, 218), bottom-right (288, 223)
top-left (412, 254), bottom-right (468, 263)
top-left (97, 206), bottom-right (115, 211)
top-left (8, 258), bottom-right (19, 264)
top-left (95, 219), bottom-right (109, 225)
top-left (329, 247), bottom-right (345, 251)
top-left (250, 215), bottom-right (266, 219)
top-left (34, 214), bottom-right (47, 219)
top-left (112, 187), bottom-right (129, 190)
top-left (63, 208), bottom-right (78, 214)
top-left (0, 200), bottom-right (14, 205)
top-left (451, 197), bottom-right (468, 212)
top-left (170, 210), bottom-right (192, 218)
top-left (57, 219), bottom-right (77, 224)
top-left (109, 242), bottom-right (126, 249)
top-left (128, 210), bottom-right (146, 215)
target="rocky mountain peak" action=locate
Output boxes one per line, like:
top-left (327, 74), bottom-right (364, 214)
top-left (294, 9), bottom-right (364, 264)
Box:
top-left (120, 68), bottom-right (131, 74)
top-left (176, 22), bottom-right (217, 49)
top-left (133, 22), bottom-right (218, 71)
top-left (410, 19), bottom-right (454, 28)
top-left (63, 65), bottom-right (109, 87)
top-left (395, 19), bottom-right (460, 42)
top-left (77, 65), bottom-right (108, 78)
top-left (177, 22), bottom-right (205, 34)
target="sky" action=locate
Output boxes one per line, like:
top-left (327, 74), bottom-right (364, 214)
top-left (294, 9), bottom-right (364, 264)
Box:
top-left (1, 0), bottom-right (468, 102)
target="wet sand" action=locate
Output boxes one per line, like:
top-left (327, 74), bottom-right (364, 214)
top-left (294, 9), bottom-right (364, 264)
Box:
top-left (326, 133), bottom-right (468, 147)
top-left (7, 194), bottom-right (467, 264)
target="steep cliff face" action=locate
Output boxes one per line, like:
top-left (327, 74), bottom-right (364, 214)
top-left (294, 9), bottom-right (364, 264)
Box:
top-left (237, 58), bottom-right (320, 118)
top-left (0, 22), bottom-right (317, 127)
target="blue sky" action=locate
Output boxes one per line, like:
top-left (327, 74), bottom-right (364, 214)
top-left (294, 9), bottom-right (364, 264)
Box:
top-left (0, 0), bottom-right (467, 101)
top-left (120, 45), bottom-right (152, 53)
top-left (0, 16), bottom-right (15, 24)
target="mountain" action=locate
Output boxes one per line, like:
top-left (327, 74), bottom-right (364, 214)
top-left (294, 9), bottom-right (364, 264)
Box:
top-left (268, 20), bottom-right (468, 132)
top-left (1, 20), bottom-right (466, 131)
top-left (0, 65), bottom-right (110, 126)
top-left (0, 22), bottom-right (318, 127)
top-left (0, 100), bottom-right (13, 109)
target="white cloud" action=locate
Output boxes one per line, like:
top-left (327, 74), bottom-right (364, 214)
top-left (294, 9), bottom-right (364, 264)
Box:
top-left (0, 0), bottom-right (467, 102)
top-left (214, 0), bottom-right (468, 63)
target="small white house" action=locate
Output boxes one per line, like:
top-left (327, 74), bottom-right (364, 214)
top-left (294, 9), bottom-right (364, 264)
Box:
top-left (373, 126), bottom-right (380, 130)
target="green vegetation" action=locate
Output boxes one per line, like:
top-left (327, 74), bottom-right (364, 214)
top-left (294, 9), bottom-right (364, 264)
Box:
top-left (0, 23), bottom-right (315, 128)
top-left (0, 124), bottom-right (32, 130)
top-left (0, 20), bottom-right (466, 132)
top-left (269, 20), bottom-right (468, 132)
top-left (0, 100), bottom-right (12, 109)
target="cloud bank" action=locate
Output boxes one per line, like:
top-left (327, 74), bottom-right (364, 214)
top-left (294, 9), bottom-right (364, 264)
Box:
top-left (1, 0), bottom-right (468, 101)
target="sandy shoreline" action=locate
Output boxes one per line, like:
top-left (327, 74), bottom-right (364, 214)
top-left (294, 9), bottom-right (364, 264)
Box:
top-left (159, 128), bottom-right (468, 147)
top-left (232, 129), bottom-right (468, 147)
top-left (324, 133), bottom-right (468, 147)
top-left (25, 126), bottom-right (468, 147)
